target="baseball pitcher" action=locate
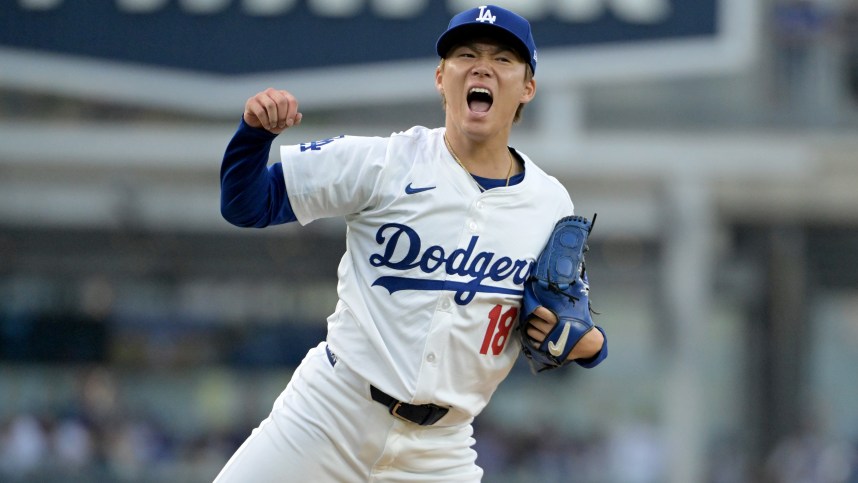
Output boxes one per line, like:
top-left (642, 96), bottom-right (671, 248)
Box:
top-left (215, 5), bottom-right (607, 482)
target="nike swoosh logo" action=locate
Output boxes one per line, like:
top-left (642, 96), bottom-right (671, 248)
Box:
top-left (405, 183), bottom-right (436, 195)
top-left (548, 322), bottom-right (571, 357)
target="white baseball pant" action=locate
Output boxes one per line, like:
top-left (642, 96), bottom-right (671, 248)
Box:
top-left (213, 342), bottom-right (483, 482)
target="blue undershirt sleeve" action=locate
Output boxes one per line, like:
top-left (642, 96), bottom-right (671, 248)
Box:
top-left (220, 119), bottom-right (297, 227)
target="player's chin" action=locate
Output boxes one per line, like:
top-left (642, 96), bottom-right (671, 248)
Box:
top-left (460, 111), bottom-right (496, 135)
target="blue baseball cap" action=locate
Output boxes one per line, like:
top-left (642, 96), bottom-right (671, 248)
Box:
top-left (436, 5), bottom-right (537, 74)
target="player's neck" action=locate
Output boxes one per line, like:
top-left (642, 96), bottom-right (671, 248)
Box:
top-left (443, 129), bottom-right (518, 178)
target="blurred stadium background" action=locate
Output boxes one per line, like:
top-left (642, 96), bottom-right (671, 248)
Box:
top-left (1, 0), bottom-right (858, 482)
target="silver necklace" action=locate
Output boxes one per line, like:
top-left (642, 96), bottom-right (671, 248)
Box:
top-left (444, 134), bottom-right (513, 192)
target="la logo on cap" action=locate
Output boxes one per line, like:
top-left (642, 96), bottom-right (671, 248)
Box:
top-left (476, 5), bottom-right (496, 24)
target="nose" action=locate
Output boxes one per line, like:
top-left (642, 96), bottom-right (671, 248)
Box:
top-left (470, 59), bottom-right (492, 78)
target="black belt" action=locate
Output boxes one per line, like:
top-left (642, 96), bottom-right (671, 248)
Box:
top-left (369, 385), bottom-right (449, 426)
top-left (325, 345), bottom-right (449, 426)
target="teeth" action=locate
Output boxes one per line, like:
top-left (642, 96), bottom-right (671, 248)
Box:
top-left (469, 87), bottom-right (491, 96)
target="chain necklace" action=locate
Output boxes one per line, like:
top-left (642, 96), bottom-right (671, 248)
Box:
top-left (444, 134), bottom-right (513, 192)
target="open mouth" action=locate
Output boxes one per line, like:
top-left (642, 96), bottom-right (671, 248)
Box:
top-left (467, 87), bottom-right (493, 113)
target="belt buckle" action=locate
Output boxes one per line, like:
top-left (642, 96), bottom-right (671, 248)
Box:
top-left (389, 401), bottom-right (413, 423)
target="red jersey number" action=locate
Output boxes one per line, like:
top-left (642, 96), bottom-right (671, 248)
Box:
top-left (479, 305), bottom-right (518, 355)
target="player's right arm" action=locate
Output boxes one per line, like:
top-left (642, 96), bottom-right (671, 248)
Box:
top-left (220, 88), bottom-right (303, 227)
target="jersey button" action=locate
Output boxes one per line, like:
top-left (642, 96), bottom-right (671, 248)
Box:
top-left (426, 353), bottom-right (436, 363)
top-left (476, 201), bottom-right (485, 210)
top-left (439, 298), bottom-right (451, 310)
top-left (468, 221), bottom-right (478, 232)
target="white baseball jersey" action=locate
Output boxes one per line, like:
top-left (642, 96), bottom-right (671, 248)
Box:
top-left (281, 126), bottom-right (573, 420)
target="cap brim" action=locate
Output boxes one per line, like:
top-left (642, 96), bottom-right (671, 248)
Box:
top-left (436, 23), bottom-right (530, 67)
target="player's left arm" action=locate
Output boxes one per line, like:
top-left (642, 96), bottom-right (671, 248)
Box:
top-left (526, 307), bottom-right (607, 364)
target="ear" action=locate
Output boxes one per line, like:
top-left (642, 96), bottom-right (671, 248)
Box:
top-left (519, 77), bottom-right (536, 105)
top-left (435, 64), bottom-right (444, 94)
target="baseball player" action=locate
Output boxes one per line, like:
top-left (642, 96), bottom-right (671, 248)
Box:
top-left (215, 5), bottom-right (607, 482)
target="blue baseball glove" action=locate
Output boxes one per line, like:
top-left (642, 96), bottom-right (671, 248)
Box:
top-left (519, 214), bottom-right (597, 372)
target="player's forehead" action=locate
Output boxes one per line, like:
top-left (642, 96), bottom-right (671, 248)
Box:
top-left (447, 37), bottom-right (523, 58)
